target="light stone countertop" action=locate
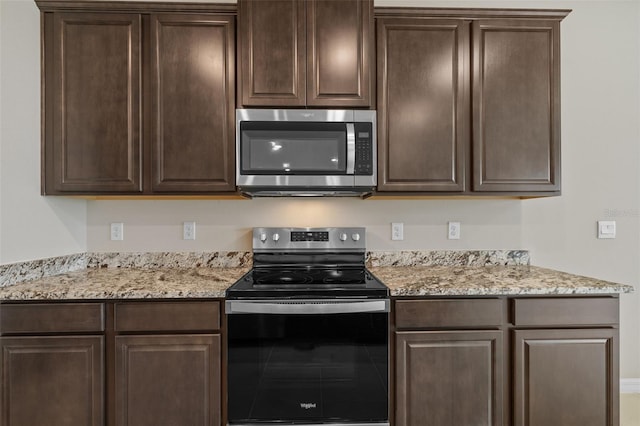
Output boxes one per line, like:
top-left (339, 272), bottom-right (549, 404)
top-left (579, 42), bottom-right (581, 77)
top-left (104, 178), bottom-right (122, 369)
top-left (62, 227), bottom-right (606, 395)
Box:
top-left (370, 265), bottom-right (634, 296)
top-left (0, 264), bottom-right (633, 301)
top-left (0, 267), bottom-right (249, 300)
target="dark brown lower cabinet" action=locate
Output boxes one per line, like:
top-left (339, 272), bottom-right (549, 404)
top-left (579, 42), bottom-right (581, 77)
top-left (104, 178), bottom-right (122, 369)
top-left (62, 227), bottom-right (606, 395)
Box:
top-left (394, 296), bottom-right (620, 426)
top-left (0, 335), bottom-right (104, 426)
top-left (395, 330), bottom-right (503, 426)
top-left (114, 334), bottom-right (221, 426)
top-left (513, 328), bottom-right (618, 426)
top-left (112, 300), bottom-right (222, 426)
top-left (0, 295), bottom-right (620, 426)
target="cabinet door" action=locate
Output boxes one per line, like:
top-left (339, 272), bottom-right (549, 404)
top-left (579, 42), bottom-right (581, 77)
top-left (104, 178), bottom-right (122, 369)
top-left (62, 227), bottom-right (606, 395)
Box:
top-left (238, 0), bottom-right (306, 106)
top-left (150, 14), bottom-right (235, 192)
top-left (115, 334), bottom-right (221, 426)
top-left (473, 20), bottom-right (560, 192)
top-left (513, 329), bottom-right (618, 426)
top-left (45, 13), bottom-right (142, 194)
top-left (396, 330), bottom-right (503, 426)
top-left (0, 336), bottom-right (104, 426)
top-left (306, 0), bottom-right (373, 107)
top-left (377, 19), bottom-right (468, 192)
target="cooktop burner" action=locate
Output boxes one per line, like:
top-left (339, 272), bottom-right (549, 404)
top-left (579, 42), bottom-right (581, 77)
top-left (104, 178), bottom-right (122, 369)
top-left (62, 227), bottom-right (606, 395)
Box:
top-left (253, 268), bottom-right (365, 285)
top-left (227, 267), bottom-right (386, 299)
top-left (225, 227), bottom-right (389, 300)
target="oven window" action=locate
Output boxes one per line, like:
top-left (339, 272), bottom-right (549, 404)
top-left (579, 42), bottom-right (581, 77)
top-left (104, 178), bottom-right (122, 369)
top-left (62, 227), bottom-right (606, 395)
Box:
top-left (227, 312), bottom-right (388, 424)
top-left (240, 122), bottom-right (347, 174)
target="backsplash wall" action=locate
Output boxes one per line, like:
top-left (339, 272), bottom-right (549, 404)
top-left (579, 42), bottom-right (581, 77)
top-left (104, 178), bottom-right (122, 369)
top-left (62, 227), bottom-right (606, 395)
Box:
top-left (86, 198), bottom-right (523, 252)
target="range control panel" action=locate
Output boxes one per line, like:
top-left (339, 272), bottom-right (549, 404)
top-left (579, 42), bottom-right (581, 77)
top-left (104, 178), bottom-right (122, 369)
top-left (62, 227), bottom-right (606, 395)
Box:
top-left (253, 227), bottom-right (366, 251)
top-left (291, 231), bottom-right (329, 242)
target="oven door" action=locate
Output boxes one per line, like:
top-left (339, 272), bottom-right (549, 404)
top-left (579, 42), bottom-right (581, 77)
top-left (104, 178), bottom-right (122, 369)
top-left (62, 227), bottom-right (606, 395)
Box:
top-left (226, 299), bottom-right (389, 426)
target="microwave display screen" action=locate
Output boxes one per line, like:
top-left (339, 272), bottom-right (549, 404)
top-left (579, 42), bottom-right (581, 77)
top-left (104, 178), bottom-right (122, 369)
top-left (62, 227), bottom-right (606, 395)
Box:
top-left (241, 122), bottom-right (347, 174)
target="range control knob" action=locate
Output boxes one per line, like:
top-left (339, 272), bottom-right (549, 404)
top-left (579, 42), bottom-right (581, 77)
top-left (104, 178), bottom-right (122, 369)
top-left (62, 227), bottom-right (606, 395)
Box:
top-left (339, 233), bottom-right (348, 242)
top-left (272, 233), bottom-right (280, 242)
top-left (351, 233), bottom-right (361, 241)
top-left (259, 233), bottom-right (267, 243)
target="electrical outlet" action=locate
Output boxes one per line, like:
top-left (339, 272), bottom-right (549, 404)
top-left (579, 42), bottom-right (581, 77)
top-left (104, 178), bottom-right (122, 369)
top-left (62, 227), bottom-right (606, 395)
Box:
top-left (183, 221), bottom-right (196, 240)
top-left (448, 222), bottom-right (461, 240)
top-left (391, 223), bottom-right (404, 241)
top-left (110, 223), bottom-right (124, 241)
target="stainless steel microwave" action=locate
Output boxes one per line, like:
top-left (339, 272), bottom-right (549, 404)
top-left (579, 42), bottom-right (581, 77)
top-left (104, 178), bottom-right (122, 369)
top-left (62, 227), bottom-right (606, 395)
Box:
top-left (236, 109), bottom-right (376, 197)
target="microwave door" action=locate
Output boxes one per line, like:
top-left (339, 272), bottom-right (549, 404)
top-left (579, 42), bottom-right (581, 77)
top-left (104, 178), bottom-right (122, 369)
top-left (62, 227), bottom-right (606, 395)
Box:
top-left (240, 122), bottom-right (349, 176)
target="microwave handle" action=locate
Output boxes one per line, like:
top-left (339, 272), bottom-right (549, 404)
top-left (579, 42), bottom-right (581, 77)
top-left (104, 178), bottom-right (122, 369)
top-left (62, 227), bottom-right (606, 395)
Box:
top-left (346, 123), bottom-right (356, 174)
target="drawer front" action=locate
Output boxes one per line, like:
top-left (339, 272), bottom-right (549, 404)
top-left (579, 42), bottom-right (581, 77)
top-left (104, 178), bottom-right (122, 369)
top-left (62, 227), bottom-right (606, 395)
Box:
top-left (395, 298), bottom-right (504, 329)
top-left (512, 297), bottom-right (619, 327)
top-left (0, 303), bottom-right (105, 334)
top-left (115, 301), bottom-right (220, 332)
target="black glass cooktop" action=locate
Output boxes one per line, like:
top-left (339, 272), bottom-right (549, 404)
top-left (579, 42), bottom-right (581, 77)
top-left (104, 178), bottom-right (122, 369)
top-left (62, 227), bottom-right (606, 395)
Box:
top-left (226, 267), bottom-right (388, 299)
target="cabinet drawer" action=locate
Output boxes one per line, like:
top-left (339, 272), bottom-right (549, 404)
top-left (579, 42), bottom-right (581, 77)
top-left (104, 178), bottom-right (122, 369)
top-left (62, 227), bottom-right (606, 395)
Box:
top-left (512, 297), bottom-right (619, 327)
top-left (395, 299), bottom-right (504, 329)
top-left (115, 301), bottom-right (220, 332)
top-left (0, 303), bottom-right (104, 334)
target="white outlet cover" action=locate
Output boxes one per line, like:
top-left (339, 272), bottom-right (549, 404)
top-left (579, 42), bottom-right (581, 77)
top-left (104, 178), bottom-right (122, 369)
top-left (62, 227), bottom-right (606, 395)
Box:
top-left (183, 221), bottom-right (196, 240)
top-left (391, 222), bottom-right (404, 241)
top-left (448, 222), bottom-right (461, 240)
top-left (110, 223), bottom-right (124, 241)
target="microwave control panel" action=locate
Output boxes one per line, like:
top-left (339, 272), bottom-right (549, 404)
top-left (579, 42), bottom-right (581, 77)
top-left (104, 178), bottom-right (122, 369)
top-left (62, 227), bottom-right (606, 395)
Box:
top-left (354, 123), bottom-right (373, 175)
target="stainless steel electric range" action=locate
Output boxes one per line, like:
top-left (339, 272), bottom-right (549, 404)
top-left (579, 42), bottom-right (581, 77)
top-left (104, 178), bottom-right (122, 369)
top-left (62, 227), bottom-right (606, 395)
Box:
top-left (226, 227), bottom-right (389, 426)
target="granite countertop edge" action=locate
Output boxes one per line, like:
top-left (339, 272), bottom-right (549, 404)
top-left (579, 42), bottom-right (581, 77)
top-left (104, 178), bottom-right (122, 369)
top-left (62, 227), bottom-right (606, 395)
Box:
top-left (372, 265), bottom-right (634, 297)
top-left (0, 264), bottom-right (633, 301)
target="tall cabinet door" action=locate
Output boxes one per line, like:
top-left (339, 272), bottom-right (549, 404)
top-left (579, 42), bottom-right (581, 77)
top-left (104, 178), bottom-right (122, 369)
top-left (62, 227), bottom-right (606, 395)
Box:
top-left (237, 0), bottom-right (306, 107)
top-left (473, 20), bottom-right (561, 192)
top-left (46, 12), bottom-right (142, 194)
top-left (115, 334), bottom-right (221, 426)
top-left (513, 328), bottom-right (618, 426)
top-left (150, 14), bottom-right (236, 192)
top-left (306, 0), bottom-right (373, 107)
top-left (376, 19), bottom-right (468, 192)
top-left (0, 336), bottom-right (104, 426)
top-left (395, 330), bottom-right (503, 426)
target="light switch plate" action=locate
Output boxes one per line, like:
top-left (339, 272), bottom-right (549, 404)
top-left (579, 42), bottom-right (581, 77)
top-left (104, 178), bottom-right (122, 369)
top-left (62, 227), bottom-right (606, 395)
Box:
top-left (597, 221), bottom-right (616, 239)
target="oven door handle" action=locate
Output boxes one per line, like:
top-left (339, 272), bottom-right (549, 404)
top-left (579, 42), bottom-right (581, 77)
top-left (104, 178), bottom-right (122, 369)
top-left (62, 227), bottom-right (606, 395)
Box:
top-left (226, 299), bottom-right (389, 315)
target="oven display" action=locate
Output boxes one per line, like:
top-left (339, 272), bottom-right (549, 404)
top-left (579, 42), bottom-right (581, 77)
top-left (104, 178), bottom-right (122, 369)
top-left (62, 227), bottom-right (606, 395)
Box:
top-left (291, 231), bottom-right (329, 242)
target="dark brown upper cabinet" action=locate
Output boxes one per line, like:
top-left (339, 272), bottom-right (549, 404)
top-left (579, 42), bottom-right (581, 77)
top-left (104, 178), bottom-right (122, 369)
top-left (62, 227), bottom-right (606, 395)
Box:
top-left (238, 0), bottom-right (373, 108)
top-left (375, 9), bottom-right (569, 196)
top-left (40, 3), bottom-right (236, 195)
top-left (473, 19), bottom-right (561, 192)
top-left (376, 18), bottom-right (469, 192)
top-left (150, 14), bottom-right (235, 192)
top-left (44, 12), bottom-right (142, 194)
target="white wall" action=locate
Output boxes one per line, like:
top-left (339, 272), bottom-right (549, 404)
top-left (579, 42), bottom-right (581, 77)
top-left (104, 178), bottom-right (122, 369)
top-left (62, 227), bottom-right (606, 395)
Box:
top-left (87, 198), bottom-right (523, 252)
top-left (0, 0), bottom-right (87, 264)
top-left (0, 0), bottom-right (638, 378)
